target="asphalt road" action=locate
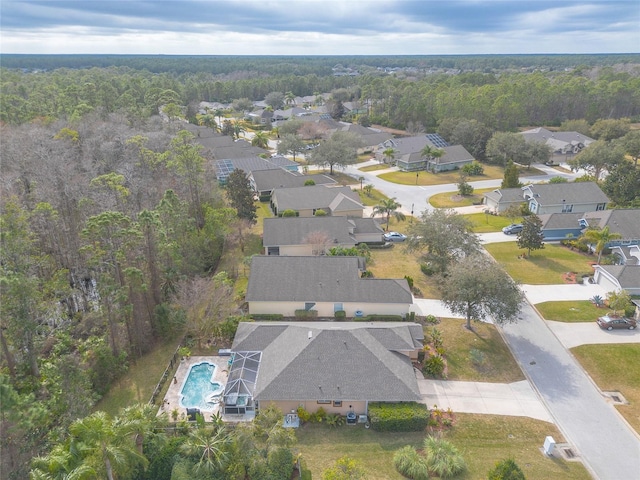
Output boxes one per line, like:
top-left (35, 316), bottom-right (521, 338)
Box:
top-left (501, 302), bottom-right (640, 480)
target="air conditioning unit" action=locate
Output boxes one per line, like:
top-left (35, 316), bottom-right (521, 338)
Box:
top-left (358, 415), bottom-right (368, 424)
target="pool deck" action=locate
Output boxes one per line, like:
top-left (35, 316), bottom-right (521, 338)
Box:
top-left (159, 355), bottom-right (229, 420)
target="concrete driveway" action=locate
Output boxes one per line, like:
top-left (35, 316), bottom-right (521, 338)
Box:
top-left (546, 320), bottom-right (640, 349)
top-left (522, 284), bottom-right (609, 304)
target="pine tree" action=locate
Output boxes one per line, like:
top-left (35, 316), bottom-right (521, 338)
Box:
top-left (225, 169), bottom-right (257, 223)
top-left (502, 160), bottom-right (520, 188)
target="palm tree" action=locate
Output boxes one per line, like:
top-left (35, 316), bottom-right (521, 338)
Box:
top-left (214, 108), bottom-right (224, 128)
top-left (581, 226), bottom-right (623, 264)
top-left (285, 91), bottom-right (296, 106)
top-left (421, 145), bottom-right (444, 171)
top-left (371, 197), bottom-right (406, 231)
top-left (30, 443), bottom-right (95, 480)
top-left (232, 120), bottom-right (245, 140)
top-left (196, 113), bottom-right (217, 132)
top-left (68, 411), bottom-right (148, 480)
top-left (118, 403), bottom-right (166, 456)
top-left (382, 147), bottom-right (395, 165)
top-left (423, 436), bottom-right (466, 478)
top-left (251, 131), bottom-right (270, 149)
top-left (181, 426), bottom-right (231, 475)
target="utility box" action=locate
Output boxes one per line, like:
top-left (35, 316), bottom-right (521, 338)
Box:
top-left (543, 436), bottom-right (556, 456)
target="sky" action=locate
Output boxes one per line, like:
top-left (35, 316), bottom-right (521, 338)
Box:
top-left (1, 0), bottom-right (638, 55)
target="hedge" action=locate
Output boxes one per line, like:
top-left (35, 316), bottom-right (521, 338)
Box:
top-left (250, 314), bottom-right (284, 321)
top-left (368, 402), bottom-right (430, 432)
top-left (354, 314), bottom-right (404, 322)
top-left (335, 310), bottom-right (346, 320)
top-left (295, 309), bottom-right (318, 319)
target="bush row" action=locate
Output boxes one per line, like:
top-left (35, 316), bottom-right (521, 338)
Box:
top-left (368, 402), bottom-right (430, 432)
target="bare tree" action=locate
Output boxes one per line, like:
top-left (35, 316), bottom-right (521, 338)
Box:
top-left (303, 230), bottom-right (333, 255)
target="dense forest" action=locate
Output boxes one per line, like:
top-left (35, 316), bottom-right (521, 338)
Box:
top-left (1, 54), bottom-right (639, 478)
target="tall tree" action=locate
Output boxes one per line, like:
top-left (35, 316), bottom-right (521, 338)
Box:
top-left (180, 425), bottom-right (232, 476)
top-left (516, 215), bottom-right (545, 256)
top-left (581, 226), bottom-right (623, 264)
top-left (225, 169), bottom-right (257, 223)
top-left (501, 160), bottom-right (521, 188)
top-left (590, 118), bottom-right (631, 141)
top-left (310, 131), bottom-right (363, 175)
top-left (601, 161), bottom-right (640, 207)
top-left (568, 140), bottom-right (624, 181)
top-left (486, 132), bottom-right (527, 166)
top-left (382, 147), bottom-right (396, 164)
top-left (371, 197), bottom-right (406, 231)
top-left (559, 119), bottom-right (592, 136)
top-left (619, 130), bottom-right (640, 166)
top-left (277, 133), bottom-right (305, 162)
top-left (421, 144), bottom-right (444, 168)
top-left (439, 255), bottom-right (524, 330)
top-left (406, 209), bottom-right (481, 274)
top-left (264, 91), bottom-right (285, 110)
top-left (251, 131), bottom-right (270, 149)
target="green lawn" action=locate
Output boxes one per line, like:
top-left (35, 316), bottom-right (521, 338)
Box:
top-left (358, 187), bottom-right (390, 206)
top-left (379, 165), bottom-right (505, 186)
top-left (435, 318), bottom-right (525, 383)
top-left (484, 242), bottom-right (594, 284)
top-left (94, 339), bottom-right (181, 416)
top-left (535, 300), bottom-right (606, 323)
top-left (296, 415), bottom-right (590, 480)
top-left (359, 163), bottom-right (391, 172)
top-left (465, 212), bottom-right (514, 233)
top-left (572, 344), bottom-right (640, 434)
top-left (429, 187), bottom-right (495, 208)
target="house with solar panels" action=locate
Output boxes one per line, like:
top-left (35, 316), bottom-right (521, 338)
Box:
top-left (376, 134), bottom-right (475, 172)
top-left (215, 156), bottom-right (299, 184)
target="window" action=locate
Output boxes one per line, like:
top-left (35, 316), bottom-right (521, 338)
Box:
top-left (334, 303), bottom-right (343, 312)
top-left (596, 203), bottom-right (606, 211)
top-left (562, 203), bottom-right (573, 213)
top-left (333, 401), bottom-right (342, 407)
top-left (304, 302), bottom-right (316, 311)
top-left (317, 400), bottom-right (331, 404)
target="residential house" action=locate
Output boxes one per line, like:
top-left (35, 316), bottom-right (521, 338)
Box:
top-left (376, 134), bottom-right (474, 172)
top-left (247, 109), bottom-right (274, 125)
top-left (262, 216), bottom-right (384, 256)
top-left (483, 182), bottom-right (609, 215)
top-left (270, 185), bottom-right (364, 217)
top-left (520, 127), bottom-right (595, 165)
top-left (539, 209), bottom-right (640, 249)
top-left (245, 256), bottom-right (413, 318)
top-left (215, 156), bottom-right (299, 184)
top-left (222, 322), bottom-right (423, 417)
top-left (483, 187), bottom-right (529, 214)
top-left (593, 264), bottom-right (640, 296)
top-left (249, 168), bottom-right (337, 199)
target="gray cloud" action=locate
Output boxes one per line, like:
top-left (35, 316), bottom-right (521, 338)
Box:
top-left (1, 0), bottom-right (637, 54)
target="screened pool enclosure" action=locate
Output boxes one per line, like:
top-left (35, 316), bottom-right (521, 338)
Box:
top-left (223, 351), bottom-right (261, 415)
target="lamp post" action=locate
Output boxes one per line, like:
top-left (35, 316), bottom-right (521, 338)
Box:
top-left (415, 172), bottom-right (419, 185)
top-left (411, 203), bottom-right (414, 223)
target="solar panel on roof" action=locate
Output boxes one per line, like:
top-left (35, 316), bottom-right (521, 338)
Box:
top-left (426, 134), bottom-right (449, 148)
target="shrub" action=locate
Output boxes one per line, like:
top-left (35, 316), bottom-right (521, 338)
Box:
top-left (423, 354), bottom-right (446, 378)
top-left (393, 446), bottom-right (429, 480)
top-left (295, 309), bottom-right (318, 319)
top-left (281, 209), bottom-right (297, 217)
top-left (304, 179), bottom-right (316, 186)
top-left (250, 313), bottom-right (284, 321)
top-left (461, 161), bottom-right (484, 176)
top-left (325, 413), bottom-right (345, 427)
top-left (421, 263), bottom-right (436, 276)
top-left (458, 180), bottom-right (474, 196)
top-left (404, 275), bottom-right (414, 290)
top-left (427, 327), bottom-right (443, 349)
top-left (368, 402), bottom-right (430, 432)
top-left (548, 176), bottom-right (568, 184)
top-left (334, 310), bottom-right (346, 320)
top-left (268, 447), bottom-right (294, 479)
top-left (314, 208), bottom-right (327, 216)
top-left (424, 314), bottom-right (439, 325)
top-left (297, 406), bottom-right (312, 423)
top-left (313, 407), bottom-right (327, 423)
top-left (423, 436), bottom-right (466, 478)
top-left (487, 458), bottom-right (526, 480)
top-left (469, 348), bottom-right (486, 367)
top-left (356, 314), bottom-right (404, 322)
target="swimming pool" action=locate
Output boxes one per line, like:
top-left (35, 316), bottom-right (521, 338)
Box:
top-left (179, 361), bottom-right (225, 411)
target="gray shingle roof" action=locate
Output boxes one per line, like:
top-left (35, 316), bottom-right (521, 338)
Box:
top-left (263, 216), bottom-right (357, 247)
top-left (598, 265), bottom-right (640, 289)
top-left (250, 169), bottom-right (337, 193)
top-left (271, 185), bottom-right (362, 212)
top-left (246, 256), bottom-right (412, 304)
top-left (348, 217), bottom-right (385, 235)
top-left (583, 209), bottom-right (640, 240)
top-left (539, 212), bottom-right (584, 230)
top-left (520, 127), bottom-right (595, 149)
top-left (484, 187), bottom-right (525, 204)
top-left (231, 322), bottom-right (422, 402)
top-left (523, 182), bottom-right (609, 206)
top-left (431, 144), bottom-right (475, 165)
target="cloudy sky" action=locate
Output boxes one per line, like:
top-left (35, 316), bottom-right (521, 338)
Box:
top-left (1, 0), bottom-right (638, 55)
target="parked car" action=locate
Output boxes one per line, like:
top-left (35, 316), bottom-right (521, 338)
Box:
top-left (502, 224), bottom-right (523, 235)
top-left (596, 315), bottom-right (637, 330)
top-left (383, 231), bottom-right (407, 242)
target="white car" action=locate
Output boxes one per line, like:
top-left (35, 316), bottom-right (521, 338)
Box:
top-left (383, 231), bottom-right (407, 242)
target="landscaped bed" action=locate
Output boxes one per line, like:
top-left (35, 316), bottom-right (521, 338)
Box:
top-left (429, 187), bottom-right (495, 208)
top-left (484, 242), bottom-right (594, 284)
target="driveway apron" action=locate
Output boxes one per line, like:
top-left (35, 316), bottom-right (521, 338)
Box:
top-left (501, 302), bottom-right (640, 480)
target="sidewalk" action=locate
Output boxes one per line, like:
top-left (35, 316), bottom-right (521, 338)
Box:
top-left (417, 378), bottom-right (553, 422)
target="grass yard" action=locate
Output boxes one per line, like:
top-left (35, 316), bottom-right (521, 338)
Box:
top-left (378, 164), bottom-right (505, 186)
top-left (358, 187), bottom-right (390, 206)
top-left (429, 187), bottom-right (495, 208)
top-left (535, 300), bottom-right (606, 323)
top-left (434, 318), bottom-right (525, 383)
top-left (571, 344), bottom-right (640, 434)
top-left (465, 212), bottom-right (514, 233)
top-left (94, 339), bottom-right (181, 416)
top-left (359, 163), bottom-right (391, 172)
top-left (484, 242), bottom-right (594, 284)
top-left (296, 415), bottom-right (590, 479)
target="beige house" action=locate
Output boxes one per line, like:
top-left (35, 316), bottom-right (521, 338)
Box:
top-left (245, 256), bottom-right (413, 318)
top-left (223, 322), bottom-right (423, 418)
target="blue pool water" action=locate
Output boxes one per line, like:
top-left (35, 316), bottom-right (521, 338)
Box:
top-left (180, 362), bottom-right (224, 411)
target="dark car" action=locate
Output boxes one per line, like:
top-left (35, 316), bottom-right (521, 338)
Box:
top-left (502, 224), bottom-right (523, 235)
top-left (596, 315), bottom-right (637, 330)
top-left (383, 231), bottom-right (407, 242)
